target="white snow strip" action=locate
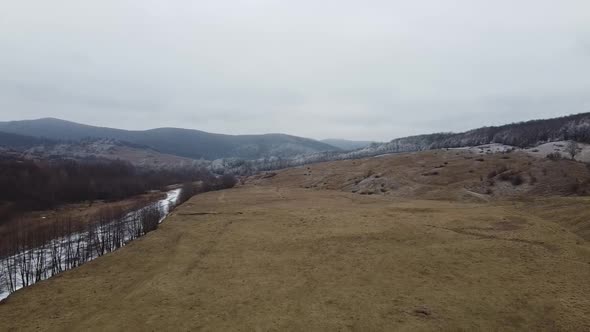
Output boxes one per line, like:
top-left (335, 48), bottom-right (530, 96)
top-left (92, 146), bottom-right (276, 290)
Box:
top-left (0, 188), bottom-right (181, 301)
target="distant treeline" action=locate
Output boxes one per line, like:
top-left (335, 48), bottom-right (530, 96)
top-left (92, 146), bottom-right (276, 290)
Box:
top-left (0, 195), bottom-right (165, 296)
top-left (0, 132), bottom-right (59, 151)
top-left (429, 113), bottom-right (590, 148)
top-left (0, 156), bottom-right (232, 214)
top-left (212, 113), bottom-right (590, 175)
top-left (0, 156), bottom-right (238, 298)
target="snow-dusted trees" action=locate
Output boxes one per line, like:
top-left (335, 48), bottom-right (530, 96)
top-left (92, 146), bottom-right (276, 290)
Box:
top-left (0, 202), bottom-right (167, 299)
top-left (212, 113), bottom-right (590, 177)
top-left (566, 141), bottom-right (579, 160)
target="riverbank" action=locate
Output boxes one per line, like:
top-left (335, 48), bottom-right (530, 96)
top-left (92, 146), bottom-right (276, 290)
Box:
top-left (0, 188), bottom-right (180, 301)
top-left (0, 191), bottom-right (166, 255)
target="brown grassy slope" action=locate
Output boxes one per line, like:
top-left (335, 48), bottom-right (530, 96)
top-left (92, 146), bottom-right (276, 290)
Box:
top-left (1, 151), bottom-right (590, 331)
top-left (250, 150), bottom-right (590, 240)
top-left (248, 149), bottom-right (590, 200)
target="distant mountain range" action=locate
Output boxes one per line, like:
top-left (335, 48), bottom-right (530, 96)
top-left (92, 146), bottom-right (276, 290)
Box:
top-left (0, 118), bottom-right (339, 160)
top-left (1, 113), bottom-right (589, 172)
top-left (0, 131), bottom-right (59, 150)
top-left (217, 112), bottom-right (590, 174)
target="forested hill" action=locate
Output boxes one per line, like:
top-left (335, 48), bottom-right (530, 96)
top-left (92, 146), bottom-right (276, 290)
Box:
top-left (2, 113), bottom-right (588, 168)
top-left (216, 113), bottom-right (590, 174)
top-left (0, 131), bottom-right (59, 151)
top-left (360, 112), bottom-right (590, 155)
top-left (0, 118), bottom-right (339, 160)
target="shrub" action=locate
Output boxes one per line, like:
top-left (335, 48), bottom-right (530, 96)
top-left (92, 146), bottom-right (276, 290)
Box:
top-left (220, 174), bottom-right (238, 189)
top-left (140, 205), bottom-right (163, 233)
top-left (567, 182), bottom-right (580, 195)
top-left (510, 174), bottom-right (524, 186)
top-left (0, 204), bottom-right (14, 226)
top-left (177, 182), bottom-right (198, 206)
top-left (566, 141), bottom-right (579, 160)
top-left (529, 174), bottom-right (537, 185)
top-left (546, 152), bottom-right (562, 161)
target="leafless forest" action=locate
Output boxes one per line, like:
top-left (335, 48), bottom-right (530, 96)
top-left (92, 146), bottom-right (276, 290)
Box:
top-left (0, 157), bottom-right (237, 299)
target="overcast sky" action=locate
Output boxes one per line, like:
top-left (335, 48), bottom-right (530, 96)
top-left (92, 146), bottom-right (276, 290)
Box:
top-left (1, 0), bottom-right (589, 141)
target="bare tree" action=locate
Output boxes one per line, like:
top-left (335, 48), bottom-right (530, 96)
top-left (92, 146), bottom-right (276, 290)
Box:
top-left (566, 141), bottom-right (579, 160)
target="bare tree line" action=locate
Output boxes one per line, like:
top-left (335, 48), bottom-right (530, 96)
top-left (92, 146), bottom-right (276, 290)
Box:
top-left (212, 113), bottom-right (590, 176)
top-left (0, 156), bottom-right (215, 212)
top-left (0, 192), bottom-right (172, 298)
top-left (0, 171), bottom-right (239, 299)
top-left (176, 174), bottom-right (238, 205)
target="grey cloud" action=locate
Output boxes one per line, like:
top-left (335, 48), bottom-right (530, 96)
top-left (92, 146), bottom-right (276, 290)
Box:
top-left (1, 0), bottom-right (589, 141)
top-left (0, 79), bottom-right (163, 112)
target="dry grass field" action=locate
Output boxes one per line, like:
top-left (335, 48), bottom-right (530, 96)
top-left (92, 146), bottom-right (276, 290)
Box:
top-left (2, 150), bottom-right (590, 331)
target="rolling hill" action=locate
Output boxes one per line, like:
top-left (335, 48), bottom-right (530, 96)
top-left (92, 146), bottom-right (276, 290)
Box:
top-left (361, 112), bottom-right (590, 155)
top-left (0, 118), bottom-right (340, 160)
top-left (2, 149), bottom-right (590, 330)
top-left (237, 112), bottom-right (590, 171)
top-left (0, 131), bottom-right (59, 151)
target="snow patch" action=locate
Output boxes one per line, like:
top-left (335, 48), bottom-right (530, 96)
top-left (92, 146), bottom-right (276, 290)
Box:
top-left (0, 188), bottom-right (181, 301)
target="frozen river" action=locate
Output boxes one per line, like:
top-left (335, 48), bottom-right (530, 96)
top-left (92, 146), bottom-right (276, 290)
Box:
top-left (0, 188), bottom-right (181, 301)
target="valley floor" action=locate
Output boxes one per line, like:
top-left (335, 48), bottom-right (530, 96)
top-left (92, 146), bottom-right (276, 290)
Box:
top-left (1, 185), bottom-right (590, 331)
